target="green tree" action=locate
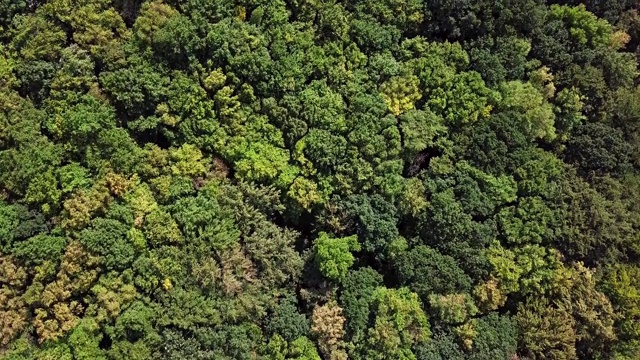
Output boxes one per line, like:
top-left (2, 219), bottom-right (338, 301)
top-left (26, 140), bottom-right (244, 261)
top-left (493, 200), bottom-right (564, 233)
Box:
top-left (497, 80), bottom-right (556, 141)
top-left (428, 293), bottom-right (478, 325)
top-left (601, 264), bottom-right (640, 358)
top-left (364, 287), bottom-right (431, 360)
top-left (467, 313), bottom-right (518, 360)
top-left (515, 298), bottom-right (578, 360)
top-left (394, 245), bottom-right (472, 300)
top-left (337, 194), bottom-right (399, 258)
top-left (339, 267), bottom-right (383, 352)
top-left (266, 294), bottom-right (310, 342)
top-left (314, 232), bottom-right (360, 282)
top-left (78, 218), bottom-right (138, 271)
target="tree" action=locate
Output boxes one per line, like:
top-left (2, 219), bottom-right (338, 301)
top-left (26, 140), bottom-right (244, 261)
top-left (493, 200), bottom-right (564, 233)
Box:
top-left (418, 187), bottom-right (493, 281)
top-left (311, 301), bottom-right (348, 360)
top-left (550, 263), bottom-right (616, 358)
top-left (515, 298), bottom-right (578, 360)
top-left (348, 0), bottom-right (424, 34)
top-left (549, 4), bottom-right (613, 48)
top-left (497, 80), bottom-right (556, 141)
top-left (601, 264), bottom-right (640, 357)
top-left (314, 232), bottom-right (360, 282)
top-left (263, 334), bottom-right (322, 360)
top-left (364, 287), bottom-right (431, 360)
top-left (288, 336), bottom-right (322, 360)
top-left (1, 0), bottom-right (639, 357)
top-left (466, 36), bottom-right (532, 86)
top-left (336, 194), bottom-right (399, 258)
top-left (0, 202), bottom-right (48, 251)
top-left (415, 331), bottom-right (465, 360)
top-left (497, 196), bottom-right (557, 245)
top-left (171, 185), bottom-right (240, 251)
top-left (557, 170), bottom-right (638, 266)
top-left (78, 217), bottom-right (138, 271)
top-left (397, 109), bottom-right (447, 163)
top-left (266, 293), bottom-right (310, 342)
top-left (99, 56), bottom-right (169, 119)
top-left (0, 256), bottom-right (28, 347)
top-left (467, 313), bottom-right (518, 360)
top-left (32, 241), bottom-right (101, 342)
top-left (565, 122), bottom-right (633, 176)
top-left (12, 234), bottom-right (66, 266)
top-left (339, 267), bottom-right (383, 352)
top-left (428, 293), bottom-right (478, 325)
top-left (394, 245), bottom-right (472, 300)
top-left (486, 241), bottom-right (562, 295)
top-left (400, 38), bottom-right (497, 126)
top-left (67, 319), bottom-right (107, 360)
top-left (143, 208), bottom-right (182, 247)
top-left (380, 74), bottom-right (422, 115)
top-left (606, 86), bottom-right (640, 166)
top-left (349, 15), bottom-right (401, 54)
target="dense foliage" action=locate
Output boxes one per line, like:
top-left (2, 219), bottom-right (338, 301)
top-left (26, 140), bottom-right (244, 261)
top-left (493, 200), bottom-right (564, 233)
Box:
top-left (1, 0), bottom-right (640, 359)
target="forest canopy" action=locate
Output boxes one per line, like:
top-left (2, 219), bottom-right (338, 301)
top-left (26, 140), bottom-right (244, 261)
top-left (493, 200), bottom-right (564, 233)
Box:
top-left (2, 0), bottom-right (640, 359)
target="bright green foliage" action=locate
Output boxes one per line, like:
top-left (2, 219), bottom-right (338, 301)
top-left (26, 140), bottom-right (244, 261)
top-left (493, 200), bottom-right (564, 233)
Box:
top-left (364, 287), bottom-right (431, 360)
top-left (497, 196), bottom-right (557, 245)
top-left (314, 232), bottom-right (360, 282)
top-left (263, 335), bottom-right (321, 360)
top-left (143, 209), bottom-right (182, 247)
top-left (67, 319), bottom-right (106, 360)
top-left (287, 176), bottom-right (323, 211)
top-left (46, 45), bottom-right (97, 104)
top-left (10, 13), bottom-right (66, 62)
top-left (452, 161), bottom-right (517, 217)
top-left (498, 80), bottom-right (556, 140)
top-left (512, 149), bottom-right (564, 197)
top-left (400, 39), bottom-right (497, 126)
top-left (551, 263), bottom-right (616, 358)
top-left (288, 336), bottom-right (322, 360)
top-left (549, 4), bottom-right (613, 47)
top-left (171, 185), bottom-right (240, 251)
top-left (397, 109), bottom-right (447, 162)
top-left (602, 265), bottom-right (640, 357)
top-left (350, 0), bottom-right (424, 33)
top-left (133, 1), bottom-right (178, 47)
top-left (486, 241), bottom-right (562, 295)
top-left (46, 95), bottom-right (116, 156)
top-left (380, 74), bottom-right (422, 115)
top-left (428, 293), bottom-right (478, 325)
top-left (168, 144), bottom-right (208, 178)
top-left (514, 262), bottom-right (618, 359)
top-left (397, 177), bottom-right (429, 217)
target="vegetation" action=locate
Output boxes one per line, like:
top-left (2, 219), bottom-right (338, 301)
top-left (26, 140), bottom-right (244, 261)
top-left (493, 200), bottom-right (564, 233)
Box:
top-left (1, 0), bottom-right (640, 359)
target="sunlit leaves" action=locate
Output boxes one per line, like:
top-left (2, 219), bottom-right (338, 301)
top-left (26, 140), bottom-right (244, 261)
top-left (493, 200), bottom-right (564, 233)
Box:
top-left (314, 232), bottom-right (360, 282)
